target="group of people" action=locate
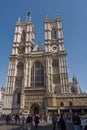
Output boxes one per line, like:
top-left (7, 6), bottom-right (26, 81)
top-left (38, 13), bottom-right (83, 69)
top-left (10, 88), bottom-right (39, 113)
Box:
top-left (52, 112), bottom-right (85, 130)
top-left (4, 111), bottom-right (87, 130)
top-left (5, 113), bottom-right (20, 125)
top-left (52, 113), bottom-right (66, 130)
top-left (5, 113), bottom-right (40, 130)
top-left (26, 113), bottom-right (40, 130)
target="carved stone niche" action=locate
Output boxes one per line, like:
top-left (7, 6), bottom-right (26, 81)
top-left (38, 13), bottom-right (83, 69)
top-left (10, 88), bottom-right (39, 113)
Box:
top-left (54, 85), bottom-right (61, 94)
top-left (15, 77), bottom-right (22, 87)
top-left (53, 74), bottom-right (60, 84)
top-left (18, 46), bottom-right (25, 54)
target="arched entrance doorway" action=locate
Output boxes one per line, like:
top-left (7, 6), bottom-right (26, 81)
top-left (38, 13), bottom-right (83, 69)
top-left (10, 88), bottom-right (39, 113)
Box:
top-left (30, 103), bottom-right (41, 115)
top-left (34, 107), bottom-right (39, 114)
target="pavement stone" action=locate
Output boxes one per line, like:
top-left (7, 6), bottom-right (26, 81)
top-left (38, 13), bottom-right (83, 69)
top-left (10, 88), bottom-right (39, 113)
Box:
top-left (0, 121), bottom-right (74, 130)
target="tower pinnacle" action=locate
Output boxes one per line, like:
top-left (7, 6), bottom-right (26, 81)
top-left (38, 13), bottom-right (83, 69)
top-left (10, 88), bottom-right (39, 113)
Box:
top-left (27, 11), bottom-right (31, 21)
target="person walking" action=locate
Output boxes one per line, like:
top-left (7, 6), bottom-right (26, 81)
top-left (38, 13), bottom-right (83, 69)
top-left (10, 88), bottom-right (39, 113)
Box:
top-left (59, 113), bottom-right (66, 130)
top-left (56, 114), bottom-right (60, 130)
top-left (34, 114), bottom-right (40, 129)
top-left (52, 113), bottom-right (57, 130)
top-left (73, 112), bottom-right (81, 130)
top-left (26, 114), bottom-right (33, 130)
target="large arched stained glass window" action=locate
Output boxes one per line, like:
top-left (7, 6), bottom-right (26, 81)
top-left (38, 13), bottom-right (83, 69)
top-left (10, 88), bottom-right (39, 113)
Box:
top-left (31, 61), bottom-right (44, 87)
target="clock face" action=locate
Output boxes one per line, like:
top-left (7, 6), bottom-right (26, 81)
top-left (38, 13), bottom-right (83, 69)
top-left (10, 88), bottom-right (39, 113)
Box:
top-left (52, 45), bottom-right (58, 51)
top-left (53, 46), bottom-right (57, 50)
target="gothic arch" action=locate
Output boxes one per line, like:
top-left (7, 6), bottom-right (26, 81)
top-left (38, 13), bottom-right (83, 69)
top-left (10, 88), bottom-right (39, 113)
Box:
top-left (21, 30), bottom-right (26, 43)
top-left (31, 60), bottom-right (44, 87)
top-left (69, 101), bottom-right (73, 106)
top-left (17, 62), bottom-right (24, 77)
top-left (30, 103), bottom-right (41, 115)
top-left (17, 62), bottom-right (24, 69)
top-left (60, 101), bottom-right (64, 107)
top-left (52, 59), bottom-right (60, 84)
top-left (13, 88), bottom-right (21, 105)
top-left (51, 27), bottom-right (56, 39)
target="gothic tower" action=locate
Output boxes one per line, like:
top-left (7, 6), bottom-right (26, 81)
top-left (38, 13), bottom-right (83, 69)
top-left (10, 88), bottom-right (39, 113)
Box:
top-left (45, 15), bottom-right (69, 94)
top-left (3, 13), bottom-right (35, 114)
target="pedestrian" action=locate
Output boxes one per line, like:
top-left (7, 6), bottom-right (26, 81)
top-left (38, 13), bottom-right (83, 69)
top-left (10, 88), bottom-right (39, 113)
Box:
top-left (26, 114), bottom-right (33, 130)
top-left (59, 113), bottom-right (66, 130)
top-left (14, 113), bottom-right (19, 124)
top-left (56, 114), bottom-right (60, 130)
top-left (6, 115), bottom-right (10, 125)
top-left (72, 112), bottom-right (81, 130)
top-left (34, 113), bottom-right (40, 129)
top-left (52, 113), bottom-right (57, 130)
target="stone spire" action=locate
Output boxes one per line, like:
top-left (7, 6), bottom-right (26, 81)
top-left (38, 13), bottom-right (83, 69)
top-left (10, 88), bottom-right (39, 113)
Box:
top-left (27, 11), bottom-right (31, 21)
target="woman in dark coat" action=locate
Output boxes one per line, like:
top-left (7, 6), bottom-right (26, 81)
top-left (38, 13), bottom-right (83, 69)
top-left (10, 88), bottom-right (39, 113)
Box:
top-left (59, 114), bottom-right (66, 130)
top-left (34, 114), bottom-right (40, 129)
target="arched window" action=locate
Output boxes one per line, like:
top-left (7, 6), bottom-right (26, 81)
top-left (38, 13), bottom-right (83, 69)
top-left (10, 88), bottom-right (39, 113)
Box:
top-left (69, 101), bottom-right (73, 106)
top-left (51, 27), bottom-right (56, 39)
top-left (13, 89), bottom-right (21, 105)
top-left (34, 107), bottom-right (39, 114)
top-left (52, 59), bottom-right (59, 67)
top-left (21, 30), bottom-right (26, 43)
top-left (31, 61), bottom-right (44, 87)
top-left (60, 101), bottom-right (64, 107)
top-left (17, 62), bottom-right (24, 77)
top-left (18, 30), bottom-right (25, 54)
top-left (17, 62), bottom-right (24, 70)
top-left (52, 59), bottom-right (59, 75)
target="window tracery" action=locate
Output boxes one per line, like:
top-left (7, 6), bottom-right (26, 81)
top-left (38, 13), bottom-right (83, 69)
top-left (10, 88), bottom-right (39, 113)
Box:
top-left (51, 27), bottom-right (56, 39)
top-left (31, 61), bottom-right (44, 87)
top-left (17, 62), bottom-right (24, 69)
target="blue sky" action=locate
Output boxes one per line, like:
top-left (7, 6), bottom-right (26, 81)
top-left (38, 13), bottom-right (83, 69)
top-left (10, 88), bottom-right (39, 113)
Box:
top-left (0, 0), bottom-right (87, 92)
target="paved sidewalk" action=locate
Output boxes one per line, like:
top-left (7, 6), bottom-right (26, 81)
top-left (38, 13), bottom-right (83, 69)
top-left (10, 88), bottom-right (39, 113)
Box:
top-left (0, 120), bottom-right (74, 130)
top-left (0, 121), bottom-right (51, 130)
top-left (0, 124), bottom-right (20, 130)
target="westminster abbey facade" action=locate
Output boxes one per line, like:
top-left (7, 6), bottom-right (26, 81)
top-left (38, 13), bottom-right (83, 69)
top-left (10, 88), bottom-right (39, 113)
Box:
top-left (3, 14), bottom-right (87, 116)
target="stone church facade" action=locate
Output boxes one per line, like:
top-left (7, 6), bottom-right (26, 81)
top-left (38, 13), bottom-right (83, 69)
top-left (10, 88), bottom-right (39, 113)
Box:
top-left (3, 13), bottom-right (87, 115)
